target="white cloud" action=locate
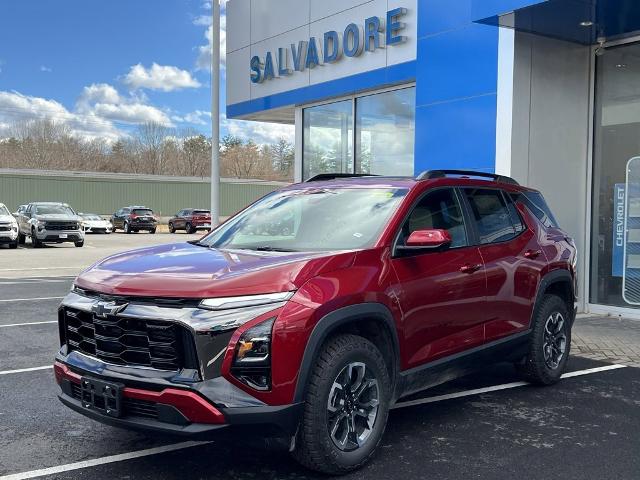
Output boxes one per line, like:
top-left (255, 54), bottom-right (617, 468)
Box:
top-left (196, 12), bottom-right (226, 71)
top-left (40, 65), bottom-right (52, 73)
top-left (173, 110), bottom-right (212, 126)
top-left (202, 1), bottom-right (212, 10)
top-left (223, 117), bottom-right (294, 145)
top-left (123, 63), bottom-right (201, 92)
top-left (193, 15), bottom-right (212, 26)
top-left (0, 90), bottom-right (121, 142)
top-left (76, 83), bottom-right (172, 126)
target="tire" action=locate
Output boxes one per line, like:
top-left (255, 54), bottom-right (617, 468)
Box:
top-left (18, 232), bottom-right (25, 245)
top-left (9, 240), bottom-right (18, 249)
top-left (149, 228), bottom-right (156, 234)
top-left (186, 222), bottom-right (195, 234)
top-left (292, 334), bottom-right (391, 475)
top-left (124, 222), bottom-right (131, 234)
top-left (516, 294), bottom-right (571, 385)
top-left (74, 241), bottom-right (84, 248)
top-left (168, 223), bottom-right (175, 234)
top-left (31, 228), bottom-right (42, 248)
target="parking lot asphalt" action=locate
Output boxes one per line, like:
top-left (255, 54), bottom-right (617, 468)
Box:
top-left (0, 231), bottom-right (202, 279)
top-left (1, 235), bottom-right (639, 479)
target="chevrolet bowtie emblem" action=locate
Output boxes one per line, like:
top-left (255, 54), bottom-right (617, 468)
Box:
top-left (91, 301), bottom-right (127, 318)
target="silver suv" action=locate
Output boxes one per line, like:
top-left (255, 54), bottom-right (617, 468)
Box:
top-left (18, 202), bottom-right (85, 248)
top-left (0, 203), bottom-right (19, 249)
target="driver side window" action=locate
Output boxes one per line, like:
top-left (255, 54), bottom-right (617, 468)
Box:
top-left (401, 188), bottom-right (468, 248)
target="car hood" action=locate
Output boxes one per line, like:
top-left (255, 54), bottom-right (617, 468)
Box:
top-left (0, 214), bottom-right (16, 224)
top-left (75, 242), bottom-right (356, 298)
top-left (34, 214), bottom-right (81, 222)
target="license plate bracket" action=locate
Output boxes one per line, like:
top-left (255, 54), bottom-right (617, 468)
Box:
top-left (59, 234), bottom-right (68, 239)
top-left (80, 377), bottom-right (124, 418)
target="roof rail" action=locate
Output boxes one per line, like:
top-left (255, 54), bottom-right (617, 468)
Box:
top-left (305, 173), bottom-right (380, 182)
top-left (416, 169), bottom-right (519, 186)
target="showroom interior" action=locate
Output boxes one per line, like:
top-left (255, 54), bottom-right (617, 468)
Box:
top-left (225, 0), bottom-right (640, 317)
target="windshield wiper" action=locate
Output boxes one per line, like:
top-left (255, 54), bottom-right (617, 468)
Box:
top-left (253, 246), bottom-right (298, 252)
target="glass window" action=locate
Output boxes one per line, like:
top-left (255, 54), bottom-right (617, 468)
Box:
top-left (303, 100), bottom-right (353, 180)
top-left (400, 189), bottom-right (467, 248)
top-left (464, 189), bottom-right (517, 244)
top-left (34, 204), bottom-right (75, 216)
top-left (356, 88), bottom-right (415, 176)
top-left (591, 42), bottom-right (640, 307)
top-left (199, 187), bottom-right (408, 252)
top-left (132, 209), bottom-right (153, 216)
top-left (0, 204), bottom-right (10, 216)
top-left (511, 191), bottom-right (558, 228)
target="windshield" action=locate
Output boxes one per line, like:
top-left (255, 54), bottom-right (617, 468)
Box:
top-left (83, 215), bottom-right (102, 221)
top-left (132, 209), bottom-right (153, 216)
top-left (34, 205), bottom-right (75, 216)
top-left (0, 205), bottom-right (9, 216)
top-left (193, 210), bottom-right (210, 215)
top-left (199, 187), bottom-right (408, 252)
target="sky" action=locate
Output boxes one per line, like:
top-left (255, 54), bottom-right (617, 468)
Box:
top-left (0, 0), bottom-right (293, 145)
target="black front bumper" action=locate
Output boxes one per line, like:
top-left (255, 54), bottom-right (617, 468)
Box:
top-left (55, 352), bottom-right (302, 437)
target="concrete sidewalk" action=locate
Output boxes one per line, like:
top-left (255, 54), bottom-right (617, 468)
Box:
top-left (572, 316), bottom-right (640, 367)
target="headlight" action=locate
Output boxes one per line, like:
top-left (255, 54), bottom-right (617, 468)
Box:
top-left (36, 220), bottom-right (46, 229)
top-left (232, 317), bottom-right (275, 391)
top-left (199, 291), bottom-right (294, 311)
top-left (11, 223), bottom-right (17, 232)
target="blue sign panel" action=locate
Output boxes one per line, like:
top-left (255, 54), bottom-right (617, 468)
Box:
top-left (612, 183), bottom-right (625, 277)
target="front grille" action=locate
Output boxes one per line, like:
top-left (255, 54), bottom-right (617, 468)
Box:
top-left (46, 221), bottom-right (77, 231)
top-left (63, 307), bottom-right (189, 371)
top-left (69, 383), bottom-right (159, 419)
top-left (0, 225), bottom-right (10, 232)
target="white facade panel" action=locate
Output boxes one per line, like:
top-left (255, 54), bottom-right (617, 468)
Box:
top-left (308, 0), bottom-right (388, 86)
top-left (226, 47), bottom-right (252, 105)
top-left (250, 0), bottom-right (309, 43)
top-left (226, 0), bottom-right (251, 53)
top-left (310, 0), bottom-right (373, 22)
top-left (227, 0), bottom-right (418, 113)
top-left (386, 0), bottom-right (417, 66)
top-left (250, 25), bottom-right (311, 98)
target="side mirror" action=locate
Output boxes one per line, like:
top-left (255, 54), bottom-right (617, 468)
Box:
top-left (398, 229), bottom-right (452, 252)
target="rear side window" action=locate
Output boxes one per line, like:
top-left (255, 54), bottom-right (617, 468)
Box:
top-left (132, 209), bottom-right (153, 216)
top-left (511, 191), bottom-right (559, 228)
top-left (463, 189), bottom-right (519, 244)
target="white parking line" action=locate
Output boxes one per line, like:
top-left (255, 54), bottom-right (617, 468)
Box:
top-left (0, 297), bottom-right (64, 303)
top-left (391, 364), bottom-right (627, 410)
top-left (0, 321), bottom-right (57, 328)
top-left (0, 363), bottom-right (628, 479)
top-left (0, 366), bottom-right (52, 376)
top-left (0, 441), bottom-right (213, 480)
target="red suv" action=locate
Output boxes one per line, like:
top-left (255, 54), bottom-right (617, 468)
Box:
top-left (54, 170), bottom-right (576, 474)
top-left (168, 208), bottom-right (212, 234)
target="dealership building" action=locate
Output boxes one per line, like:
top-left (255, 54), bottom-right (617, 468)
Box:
top-left (226, 0), bottom-right (640, 317)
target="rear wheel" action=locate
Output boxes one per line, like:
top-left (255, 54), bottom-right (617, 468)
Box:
top-left (516, 294), bottom-right (571, 385)
top-left (292, 334), bottom-right (390, 474)
top-left (149, 228), bottom-right (156, 234)
top-left (74, 240), bottom-right (84, 248)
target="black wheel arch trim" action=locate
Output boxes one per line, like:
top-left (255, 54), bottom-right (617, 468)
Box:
top-left (534, 269), bottom-right (575, 324)
top-left (292, 302), bottom-right (401, 404)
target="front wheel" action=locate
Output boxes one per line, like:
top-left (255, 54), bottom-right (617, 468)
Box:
top-left (186, 222), bottom-right (195, 234)
top-left (168, 223), bottom-right (175, 234)
top-left (18, 232), bottom-right (25, 244)
top-left (31, 228), bottom-right (42, 248)
top-left (9, 239), bottom-right (18, 249)
top-left (516, 294), bottom-right (571, 385)
top-left (124, 222), bottom-right (131, 234)
top-left (292, 334), bottom-right (390, 474)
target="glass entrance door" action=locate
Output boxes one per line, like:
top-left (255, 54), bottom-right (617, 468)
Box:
top-left (591, 41), bottom-right (640, 307)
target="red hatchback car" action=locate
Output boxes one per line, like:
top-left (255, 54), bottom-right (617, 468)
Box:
top-left (54, 170), bottom-right (577, 474)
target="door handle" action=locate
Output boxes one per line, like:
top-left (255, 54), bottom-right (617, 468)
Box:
top-left (524, 249), bottom-right (542, 259)
top-left (460, 264), bottom-right (482, 274)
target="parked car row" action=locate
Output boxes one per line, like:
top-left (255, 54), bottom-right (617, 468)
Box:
top-left (0, 202), bottom-right (212, 248)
